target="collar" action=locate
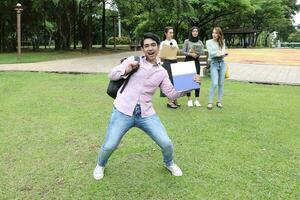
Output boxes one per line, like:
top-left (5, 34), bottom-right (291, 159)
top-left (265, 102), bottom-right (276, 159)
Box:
top-left (142, 56), bottom-right (161, 67)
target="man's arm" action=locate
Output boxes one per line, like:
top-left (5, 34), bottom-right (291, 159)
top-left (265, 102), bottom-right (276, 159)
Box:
top-left (160, 72), bottom-right (201, 100)
top-left (159, 72), bottom-right (186, 100)
top-left (108, 56), bottom-right (139, 80)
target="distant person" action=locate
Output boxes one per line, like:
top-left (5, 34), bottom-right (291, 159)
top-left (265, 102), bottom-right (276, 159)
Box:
top-left (159, 26), bottom-right (180, 109)
top-left (93, 32), bottom-right (201, 180)
top-left (182, 26), bottom-right (204, 107)
top-left (206, 27), bottom-right (228, 109)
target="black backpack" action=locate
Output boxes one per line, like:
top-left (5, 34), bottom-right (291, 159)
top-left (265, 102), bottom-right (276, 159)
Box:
top-left (106, 56), bottom-right (140, 99)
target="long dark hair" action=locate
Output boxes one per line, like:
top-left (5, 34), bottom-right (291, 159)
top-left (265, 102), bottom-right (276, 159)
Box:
top-left (213, 27), bottom-right (224, 48)
top-left (189, 26), bottom-right (200, 42)
top-left (163, 26), bottom-right (174, 40)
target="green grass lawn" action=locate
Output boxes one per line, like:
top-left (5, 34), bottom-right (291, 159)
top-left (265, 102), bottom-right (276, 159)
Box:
top-left (0, 72), bottom-right (299, 199)
top-left (0, 46), bottom-right (130, 64)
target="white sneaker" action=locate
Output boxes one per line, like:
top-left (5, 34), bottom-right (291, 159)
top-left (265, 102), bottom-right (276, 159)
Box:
top-left (187, 100), bottom-right (193, 107)
top-left (165, 163), bottom-right (183, 176)
top-left (93, 164), bottom-right (104, 180)
top-left (216, 102), bottom-right (223, 108)
top-left (207, 103), bottom-right (213, 110)
top-left (194, 100), bottom-right (201, 107)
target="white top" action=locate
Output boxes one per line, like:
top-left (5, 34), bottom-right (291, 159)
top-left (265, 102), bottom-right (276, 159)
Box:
top-left (159, 39), bottom-right (179, 50)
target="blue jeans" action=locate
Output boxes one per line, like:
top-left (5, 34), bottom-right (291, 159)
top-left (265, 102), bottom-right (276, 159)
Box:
top-left (209, 59), bottom-right (226, 103)
top-left (97, 105), bottom-right (174, 167)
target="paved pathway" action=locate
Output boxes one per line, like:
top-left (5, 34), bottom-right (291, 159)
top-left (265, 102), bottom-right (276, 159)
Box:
top-left (228, 62), bottom-right (300, 85)
top-left (0, 51), bottom-right (299, 85)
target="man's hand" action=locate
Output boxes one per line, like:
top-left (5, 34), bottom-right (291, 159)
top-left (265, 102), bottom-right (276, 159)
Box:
top-left (124, 61), bottom-right (139, 75)
top-left (194, 74), bottom-right (201, 83)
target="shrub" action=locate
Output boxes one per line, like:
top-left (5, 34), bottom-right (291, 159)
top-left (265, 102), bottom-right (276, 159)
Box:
top-left (107, 36), bottom-right (131, 45)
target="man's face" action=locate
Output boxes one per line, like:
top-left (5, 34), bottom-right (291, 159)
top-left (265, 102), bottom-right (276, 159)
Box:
top-left (142, 38), bottom-right (158, 63)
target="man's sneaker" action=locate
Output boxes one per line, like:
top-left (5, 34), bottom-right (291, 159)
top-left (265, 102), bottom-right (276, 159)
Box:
top-left (194, 100), bottom-right (201, 107)
top-left (165, 163), bottom-right (183, 176)
top-left (187, 100), bottom-right (193, 107)
top-left (207, 103), bottom-right (213, 110)
top-left (216, 102), bottom-right (223, 108)
top-left (93, 164), bottom-right (104, 180)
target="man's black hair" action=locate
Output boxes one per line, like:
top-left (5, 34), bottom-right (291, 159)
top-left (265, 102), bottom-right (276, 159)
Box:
top-left (140, 32), bottom-right (160, 47)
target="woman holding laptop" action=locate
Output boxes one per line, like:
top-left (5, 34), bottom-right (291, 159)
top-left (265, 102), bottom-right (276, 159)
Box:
top-left (159, 26), bottom-right (180, 109)
top-left (182, 26), bottom-right (204, 107)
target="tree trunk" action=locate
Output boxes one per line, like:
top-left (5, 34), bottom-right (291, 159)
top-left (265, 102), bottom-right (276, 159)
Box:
top-left (54, 2), bottom-right (71, 50)
top-left (264, 34), bottom-right (269, 47)
top-left (78, 1), bottom-right (82, 48)
top-left (55, 16), bottom-right (62, 50)
top-left (102, 0), bottom-right (106, 48)
top-left (65, 10), bottom-right (72, 49)
top-left (87, 14), bottom-right (92, 51)
top-left (73, 0), bottom-right (76, 49)
top-left (0, 19), bottom-right (3, 52)
top-left (44, 1), bottom-right (47, 49)
top-left (254, 32), bottom-right (261, 46)
top-left (81, 4), bottom-right (92, 51)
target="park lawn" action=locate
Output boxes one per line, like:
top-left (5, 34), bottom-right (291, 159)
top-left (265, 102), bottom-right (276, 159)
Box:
top-left (0, 72), bottom-right (299, 199)
top-left (0, 46), bottom-right (130, 64)
top-left (226, 48), bottom-right (300, 66)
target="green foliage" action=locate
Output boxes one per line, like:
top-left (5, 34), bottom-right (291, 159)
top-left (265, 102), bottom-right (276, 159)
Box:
top-left (115, 0), bottom-right (299, 44)
top-left (107, 36), bottom-right (131, 45)
top-left (288, 31), bottom-right (300, 42)
top-left (0, 0), bottom-right (299, 51)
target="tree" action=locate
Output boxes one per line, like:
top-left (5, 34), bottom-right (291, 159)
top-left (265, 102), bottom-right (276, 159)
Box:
top-left (288, 31), bottom-right (300, 42)
top-left (0, 0), bottom-right (299, 52)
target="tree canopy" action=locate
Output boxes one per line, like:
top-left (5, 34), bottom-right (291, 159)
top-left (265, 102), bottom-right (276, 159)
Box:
top-left (0, 0), bottom-right (299, 52)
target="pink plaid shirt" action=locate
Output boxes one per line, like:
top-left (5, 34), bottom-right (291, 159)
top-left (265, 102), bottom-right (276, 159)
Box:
top-left (109, 56), bottom-right (185, 117)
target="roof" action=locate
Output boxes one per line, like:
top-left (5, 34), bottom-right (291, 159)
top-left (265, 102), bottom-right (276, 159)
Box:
top-left (223, 28), bottom-right (258, 34)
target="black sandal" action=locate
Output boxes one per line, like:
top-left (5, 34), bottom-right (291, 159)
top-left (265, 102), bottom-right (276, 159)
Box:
top-left (173, 100), bottom-right (181, 107)
top-left (167, 103), bottom-right (178, 109)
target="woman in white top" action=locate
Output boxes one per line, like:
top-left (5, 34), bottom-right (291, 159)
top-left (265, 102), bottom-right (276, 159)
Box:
top-left (159, 26), bottom-right (180, 109)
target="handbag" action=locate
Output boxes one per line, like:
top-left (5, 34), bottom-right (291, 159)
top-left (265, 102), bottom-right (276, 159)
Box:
top-left (106, 56), bottom-right (140, 99)
top-left (225, 63), bottom-right (230, 79)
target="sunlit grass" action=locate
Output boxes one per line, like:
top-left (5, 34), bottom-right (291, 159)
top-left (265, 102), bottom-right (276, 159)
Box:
top-left (0, 72), bottom-right (299, 199)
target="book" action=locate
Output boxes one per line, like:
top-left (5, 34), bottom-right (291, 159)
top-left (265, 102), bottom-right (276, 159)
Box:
top-left (189, 44), bottom-right (203, 55)
top-left (170, 61), bottom-right (200, 92)
top-left (159, 43), bottom-right (178, 60)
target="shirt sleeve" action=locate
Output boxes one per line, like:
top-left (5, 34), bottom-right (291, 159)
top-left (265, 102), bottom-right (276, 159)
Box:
top-left (172, 39), bottom-right (179, 48)
top-left (182, 40), bottom-right (189, 56)
top-left (206, 40), bottom-right (218, 58)
top-left (159, 71), bottom-right (186, 100)
top-left (108, 56), bottom-right (135, 80)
